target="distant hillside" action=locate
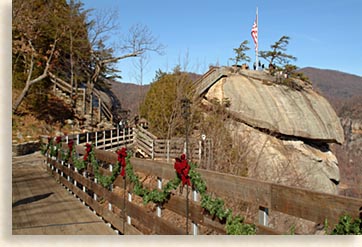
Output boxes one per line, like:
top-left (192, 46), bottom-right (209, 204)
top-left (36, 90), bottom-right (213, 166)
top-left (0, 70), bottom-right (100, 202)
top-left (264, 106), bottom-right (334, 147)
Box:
top-left (299, 67), bottom-right (362, 119)
top-left (109, 81), bottom-right (150, 118)
top-left (299, 67), bottom-right (362, 105)
top-left (109, 72), bottom-right (202, 118)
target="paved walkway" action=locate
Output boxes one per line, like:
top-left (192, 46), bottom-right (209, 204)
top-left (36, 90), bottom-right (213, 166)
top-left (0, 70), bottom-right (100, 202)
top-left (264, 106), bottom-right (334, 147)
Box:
top-left (12, 152), bottom-right (116, 235)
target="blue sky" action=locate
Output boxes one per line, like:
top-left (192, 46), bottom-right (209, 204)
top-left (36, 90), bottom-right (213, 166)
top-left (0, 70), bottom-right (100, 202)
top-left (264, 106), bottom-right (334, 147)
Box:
top-left (81, 0), bottom-right (362, 84)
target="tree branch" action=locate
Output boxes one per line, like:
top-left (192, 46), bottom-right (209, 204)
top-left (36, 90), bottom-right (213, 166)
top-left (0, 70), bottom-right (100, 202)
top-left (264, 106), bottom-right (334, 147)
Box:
top-left (12, 38), bottom-right (58, 113)
top-left (100, 51), bottom-right (143, 65)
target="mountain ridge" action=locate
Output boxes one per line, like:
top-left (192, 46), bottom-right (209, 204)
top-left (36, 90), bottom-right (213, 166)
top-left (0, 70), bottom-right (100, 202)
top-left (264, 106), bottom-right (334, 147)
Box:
top-left (298, 67), bottom-right (362, 104)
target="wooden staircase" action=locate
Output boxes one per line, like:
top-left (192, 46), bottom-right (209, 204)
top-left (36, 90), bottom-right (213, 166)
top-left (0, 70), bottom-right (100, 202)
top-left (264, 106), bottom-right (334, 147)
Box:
top-left (49, 72), bottom-right (113, 127)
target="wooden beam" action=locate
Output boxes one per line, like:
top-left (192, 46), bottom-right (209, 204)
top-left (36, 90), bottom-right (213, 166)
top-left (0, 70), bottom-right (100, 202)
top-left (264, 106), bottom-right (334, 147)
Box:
top-left (271, 183), bottom-right (362, 226)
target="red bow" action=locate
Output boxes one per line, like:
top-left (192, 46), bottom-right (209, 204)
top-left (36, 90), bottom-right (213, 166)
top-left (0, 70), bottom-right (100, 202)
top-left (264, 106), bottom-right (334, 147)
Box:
top-left (55, 136), bottom-right (62, 144)
top-left (83, 143), bottom-right (92, 161)
top-left (116, 147), bottom-right (127, 177)
top-left (68, 140), bottom-right (74, 152)
top-left (174, 154), bottom-right (191, 186)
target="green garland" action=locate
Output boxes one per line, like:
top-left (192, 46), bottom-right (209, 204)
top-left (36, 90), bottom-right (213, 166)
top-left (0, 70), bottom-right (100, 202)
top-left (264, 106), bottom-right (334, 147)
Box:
top-left (125, 153), bottom-right (181, 204)
top-left (71, 147), bottom-right (87, 171)
top-left (89, 147), bottom-right (121, 188)
top-left (50, 141), bottom-right (61, 158)
top-left (124, 154), bottom-right (256, 235)
top-left (46, 141), bottom-right (120, 188)
top-left (188, 162), bottom-right (256, 235)
top-left (44, 139), bottom-right (256, 235)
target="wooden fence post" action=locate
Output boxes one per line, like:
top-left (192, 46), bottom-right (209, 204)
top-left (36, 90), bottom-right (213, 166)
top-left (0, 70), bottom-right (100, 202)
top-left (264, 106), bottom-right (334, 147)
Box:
top-left (76, 134), bottom-right (80, 145)
top-left (98, 98), bottom-right (102, 122)
top-left (198, 140), bottom-right (202, 165)
top-left (86, 132), bottom-right (89, 143)
top-left (192, 190), bottom-right (198, 235)
top-left (82, 170), bottom-right (87, 205)
top-left (157, 177), bottom-right (162, 217)
top-left (109, 164), bottom-right (113, 211)
top-left (258, 206), bottom-right (269, 226)
top-left (103, 130), bottom-right (106, 150)
top-left (123, 129), bottom-right (126, 145)
top-left (67, 163), bottom-right (71, 192)
top-left (110, 129), bottom-right (113, 149)
top-left (95, 132), bottom-right (98, 147)
top-left (127, 192), bottom-right (132, 225)
top-left (74, 168), bottom-right (78, 198)
top-left (167, 140), bottom-right (170, 163)
top-left (151, 140), bottom-right (155, 160)
top-left (60, 160), bottom-right (64, 177)
top-left (117, 125), bottom-right (120, 146)
top-left (93, 178), bottom-right (98, 214)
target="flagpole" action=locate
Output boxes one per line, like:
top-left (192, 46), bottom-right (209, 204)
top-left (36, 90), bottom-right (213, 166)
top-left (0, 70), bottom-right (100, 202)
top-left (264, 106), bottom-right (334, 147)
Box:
top-left (255, 7), bottom-right (259, 70)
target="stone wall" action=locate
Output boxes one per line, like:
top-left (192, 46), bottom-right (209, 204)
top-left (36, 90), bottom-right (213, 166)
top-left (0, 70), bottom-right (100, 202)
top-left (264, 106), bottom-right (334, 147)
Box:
top-left (12, 141), bottom-right (41, 156)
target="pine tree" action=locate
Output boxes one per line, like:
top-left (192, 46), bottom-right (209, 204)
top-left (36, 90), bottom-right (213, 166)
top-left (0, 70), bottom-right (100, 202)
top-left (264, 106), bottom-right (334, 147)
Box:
top-left (229, 40), bottom-right (251, 65)
top-left (259, 36), bottom-right (296, 74)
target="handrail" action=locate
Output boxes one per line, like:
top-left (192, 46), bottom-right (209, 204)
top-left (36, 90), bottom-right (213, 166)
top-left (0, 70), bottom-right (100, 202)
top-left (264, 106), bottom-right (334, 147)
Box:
top-left (41, 126), bottom-right (210, 163)
top-left (192, 66), bottom-right (229, 97)
top-left (49, 73), bottom-right (114, 123)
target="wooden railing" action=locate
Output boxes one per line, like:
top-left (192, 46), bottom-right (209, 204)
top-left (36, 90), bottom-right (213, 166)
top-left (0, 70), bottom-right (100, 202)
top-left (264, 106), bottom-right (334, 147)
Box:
top-left (192, 66), bottom-right (228, 96)
top-left (93, 88), bottom-right (113, 123)
top-left (133, 127), bottom-right (212, 163)
top-left (45, 143), bottom-right (362, 235)
top-left (49, 71), bottom-right (113, 124)
top-left (41, 127), bottom-right (134, 151)
top-left (41, 127), bottom-right (211, 163)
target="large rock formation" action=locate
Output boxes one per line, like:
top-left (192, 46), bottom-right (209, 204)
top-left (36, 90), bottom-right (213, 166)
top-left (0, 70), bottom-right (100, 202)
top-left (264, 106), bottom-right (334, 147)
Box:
top-left (194, 66), bottom-right (345, 233)
top-left (195, 66), bottom-right (343, 194)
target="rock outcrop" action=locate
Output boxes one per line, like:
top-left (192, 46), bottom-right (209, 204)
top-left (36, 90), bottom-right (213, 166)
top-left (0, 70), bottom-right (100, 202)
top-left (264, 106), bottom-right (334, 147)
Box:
top-left (195, 66), bottom-right (343, 191)
top-left (199, 68), bottom-right (344, 144)
top-left (194, 66), bottom-right (345, 233)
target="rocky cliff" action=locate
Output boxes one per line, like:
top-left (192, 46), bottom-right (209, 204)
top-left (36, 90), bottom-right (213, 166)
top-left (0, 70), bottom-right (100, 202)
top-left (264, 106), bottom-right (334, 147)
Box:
top-left (332, 117), bottom-right (362, 198)
top-left (195, 66), bottom-right (344, 194)
top-left (194, 66), bottom-right (345, 233)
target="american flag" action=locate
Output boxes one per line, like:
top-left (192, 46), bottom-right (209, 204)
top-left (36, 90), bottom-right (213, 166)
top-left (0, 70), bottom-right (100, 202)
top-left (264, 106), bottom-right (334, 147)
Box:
top-left (251, 18), bottom-right (258, 52)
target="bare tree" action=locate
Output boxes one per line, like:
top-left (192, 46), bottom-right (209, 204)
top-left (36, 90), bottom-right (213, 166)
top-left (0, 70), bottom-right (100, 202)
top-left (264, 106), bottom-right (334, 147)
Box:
top-left (88, 22), bottom-right (165, 92)
top-left (131, 53), bottom-right (150, 116)
top-left (12, 39), bottom-right (58, 113)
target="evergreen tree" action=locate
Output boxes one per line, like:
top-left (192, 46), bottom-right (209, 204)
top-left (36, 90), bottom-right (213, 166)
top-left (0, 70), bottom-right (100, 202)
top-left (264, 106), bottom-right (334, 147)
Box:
top-left (139, 68), bottom-right (194, 139)
top-left (229, 40), bottom-right (251, 65)
top-left (259, 35), bottom-right (296, 73)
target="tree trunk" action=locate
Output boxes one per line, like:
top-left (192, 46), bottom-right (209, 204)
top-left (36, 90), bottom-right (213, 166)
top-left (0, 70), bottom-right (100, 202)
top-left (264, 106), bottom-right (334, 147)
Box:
top-left (12, 83), bottom-right (31, 112)
top-left (12, 39), bottom-right (58, 113)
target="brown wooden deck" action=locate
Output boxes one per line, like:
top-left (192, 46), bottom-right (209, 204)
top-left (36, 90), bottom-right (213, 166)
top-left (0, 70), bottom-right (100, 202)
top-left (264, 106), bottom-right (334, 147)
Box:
top-left (12, 152), bottom-right (116, 235)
